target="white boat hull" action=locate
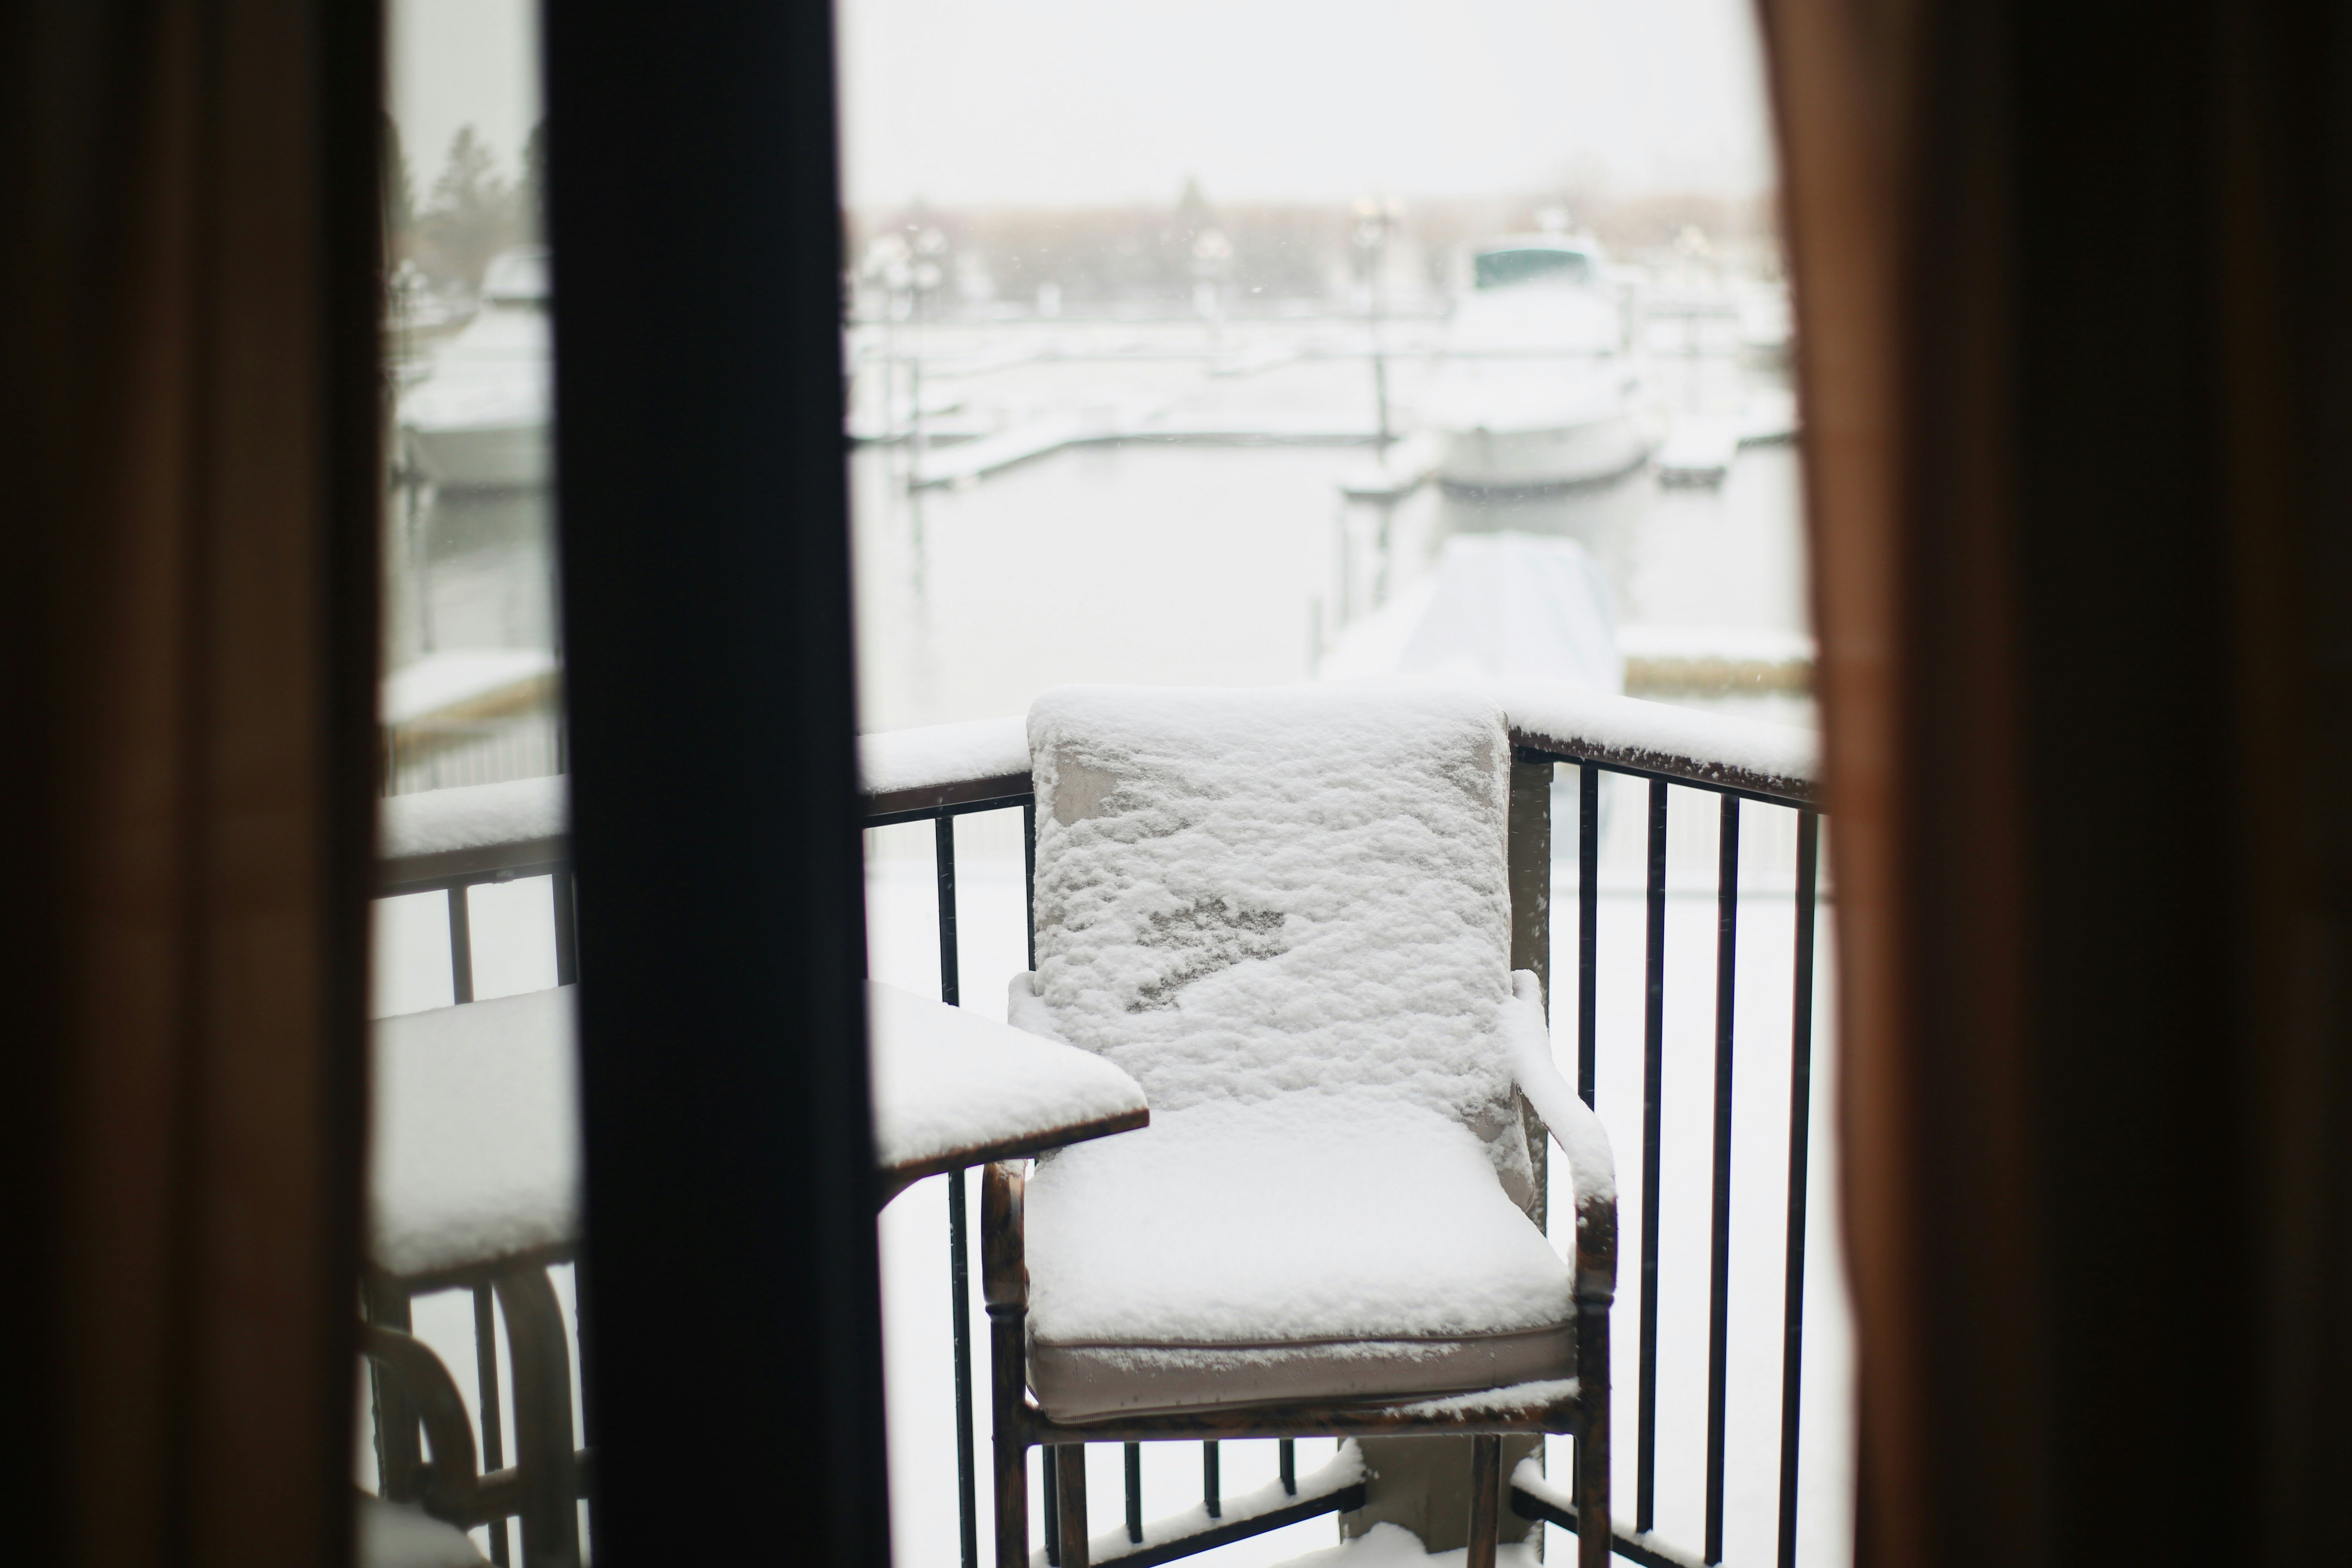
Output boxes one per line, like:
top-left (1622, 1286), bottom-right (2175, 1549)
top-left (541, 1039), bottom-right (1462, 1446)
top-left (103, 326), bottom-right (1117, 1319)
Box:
top-left (405, 419), bottom-right (550, 489)
top-left (1436, 410), bottom-right (1653, 492)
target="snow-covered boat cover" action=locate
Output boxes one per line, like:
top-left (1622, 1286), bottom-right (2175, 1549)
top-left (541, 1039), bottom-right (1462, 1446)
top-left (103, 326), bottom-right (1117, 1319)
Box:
top-left (866, 980), bottom-right (1146, 1172)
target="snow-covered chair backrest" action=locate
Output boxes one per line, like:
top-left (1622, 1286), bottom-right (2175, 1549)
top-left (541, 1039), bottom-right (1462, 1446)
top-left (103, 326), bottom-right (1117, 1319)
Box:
top-left (1022, 686), bottom-right (1528, 1183)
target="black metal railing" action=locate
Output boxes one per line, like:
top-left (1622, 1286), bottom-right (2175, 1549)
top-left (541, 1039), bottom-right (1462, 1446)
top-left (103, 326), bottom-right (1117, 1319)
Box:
top-left (1500, 748), bottom-right (1822, 1568)
top-left (864, 786), bottom-right (1037, 1568)
top-left (366, 701), bottom-right (1830, 1568)
top-left (864, 721), bottom-right (1829, 1568)
top-left (382, 708), bottom-right (569, 796)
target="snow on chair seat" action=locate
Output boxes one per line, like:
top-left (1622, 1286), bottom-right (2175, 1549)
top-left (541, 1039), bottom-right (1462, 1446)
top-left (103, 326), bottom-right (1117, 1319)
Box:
top-left (1013, 685), bottom-right (1584, 1420)
top-left (867, 979), bottom-right (1149, 1201)
top-left (369, 986), bottom-right (581, 1283)
top-left (1026, 1096), bottom-right (1574, 1419)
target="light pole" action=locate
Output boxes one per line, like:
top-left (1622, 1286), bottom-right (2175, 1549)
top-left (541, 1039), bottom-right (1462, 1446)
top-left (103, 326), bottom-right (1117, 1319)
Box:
top-left (1191, 227), bottom-right (1233, 344)
top-left (907, 228), bottom-right (949, 488)
top-left (1354, 195), bottom-right (1403, 448)
top-left (859, 232), bottom-right (912, 451)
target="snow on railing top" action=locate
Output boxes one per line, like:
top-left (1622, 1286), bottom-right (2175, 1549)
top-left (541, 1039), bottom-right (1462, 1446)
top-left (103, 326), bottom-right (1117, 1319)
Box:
top-left (1486, 681), bottom-right (1817, 803)
top-left (859, 715), bottom-right (1030, 816)
top-left (857, 683), bottom-right (1818, 813)
top-left (379, 775), bottom-right (569, 864)
top-left (366, 684), bottom-right (1812, 872)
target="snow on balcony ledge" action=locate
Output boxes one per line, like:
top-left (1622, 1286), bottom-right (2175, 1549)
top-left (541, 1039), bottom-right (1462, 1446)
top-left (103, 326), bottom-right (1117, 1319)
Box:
top-left (379, 775), bottom-right (569, 864)
top-left (860, 715), bottom-right (1030, 816)
top-left (1484, 681), bottom-right (1817, 803)
top-left (858, 683), bottom-right (1817, 813)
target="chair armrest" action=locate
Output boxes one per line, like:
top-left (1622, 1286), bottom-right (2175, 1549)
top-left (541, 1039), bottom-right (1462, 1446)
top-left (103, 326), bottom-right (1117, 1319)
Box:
top-left (981, 1160), bottom-right (1027, 1311)
top-left (361, 1322), bottom-right (483, 1520)
top-left (1504, 973), bottom-right (1618, 1306)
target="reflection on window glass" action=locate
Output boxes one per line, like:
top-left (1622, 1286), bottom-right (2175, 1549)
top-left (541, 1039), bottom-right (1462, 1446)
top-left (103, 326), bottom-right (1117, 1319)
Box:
top-left (843, 2), bottom-right (1846, 1568)
top-left (364, 4), bottom-right (585, 1567)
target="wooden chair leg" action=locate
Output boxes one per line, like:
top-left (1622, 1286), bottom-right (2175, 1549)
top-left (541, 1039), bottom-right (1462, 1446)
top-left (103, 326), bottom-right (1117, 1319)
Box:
top-left (1578, 1298), bottom-right (1611, 1568)
top-left (982, 1166), bottom-right (1033, 1568)
top-left (991, 1436), bottom-right (1027, 1568)
top-left (1467, 1434), bottom-right (1501, 1568)
top-left (989, 1311), bottom-right (1029, 1568)
top-left (1057, 1444), bottom-right (1090, 1568)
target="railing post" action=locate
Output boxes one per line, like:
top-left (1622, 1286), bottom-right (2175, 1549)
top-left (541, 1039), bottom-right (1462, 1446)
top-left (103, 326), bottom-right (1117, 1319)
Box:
top-left (937, 812), bottom-right (979, 1568)
top-left (1637, 778), bottom-right (1668, 1534)
top-left (1777, 811), bottom-right (1822, 1568)
top-left (1704, 794), bottom-right (1741, 1564)
top-left (1508, 749), bottom-right (1554, 1232)
top-left (447, 883), bottom-right (474, 1004)
top-left (1577, 763), bottom-right (1599, 1106)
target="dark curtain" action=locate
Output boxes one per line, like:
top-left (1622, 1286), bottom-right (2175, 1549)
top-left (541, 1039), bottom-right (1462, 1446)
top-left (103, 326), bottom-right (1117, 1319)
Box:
top-left (1762, 0), bottom-right (2352, 1563)
top-left (0, 1), bottom-right (383, 1566)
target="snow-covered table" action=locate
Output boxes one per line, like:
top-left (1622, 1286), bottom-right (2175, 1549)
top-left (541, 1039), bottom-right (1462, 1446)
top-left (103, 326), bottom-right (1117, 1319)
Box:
top-left (371, 987), bottom-right (582, 1284)
top-left (867, 981), bottom-right (1150, 1205)
top-left (365, 988), bottom-right (586, 1568)
top-left (366, 981), bottom-right (1150, 1277)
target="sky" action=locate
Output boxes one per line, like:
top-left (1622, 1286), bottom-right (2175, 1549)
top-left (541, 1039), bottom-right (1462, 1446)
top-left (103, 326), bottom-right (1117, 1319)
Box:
top-left (390, 0), bottom-right (541, 192)
top-left (837, 0), bottom-right (1777, 208)
top-left (388, 0), bottom-right (1775, 209)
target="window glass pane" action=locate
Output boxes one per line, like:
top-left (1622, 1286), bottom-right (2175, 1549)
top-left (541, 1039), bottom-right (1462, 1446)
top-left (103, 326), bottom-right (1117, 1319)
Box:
top-left (365, 4), bottom-right (582, 1564)
top-left (841, 3), bottom-right (1846, 1568)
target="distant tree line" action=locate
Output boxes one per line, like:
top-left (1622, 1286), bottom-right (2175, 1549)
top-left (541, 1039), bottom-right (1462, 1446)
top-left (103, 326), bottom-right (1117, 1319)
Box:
top-left (849, 181), bottom-right (1779, 316)
top-left (384, 116), bottom-right (544, 299)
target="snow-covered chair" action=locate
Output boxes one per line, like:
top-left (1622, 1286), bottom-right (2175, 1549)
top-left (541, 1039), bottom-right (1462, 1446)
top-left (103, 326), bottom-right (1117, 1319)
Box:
top-left (985, 686), bottom-right (1615, 1568)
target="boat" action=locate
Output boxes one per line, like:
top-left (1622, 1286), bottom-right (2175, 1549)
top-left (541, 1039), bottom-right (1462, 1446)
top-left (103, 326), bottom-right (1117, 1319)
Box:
top-left (400, 247), bottom-right (551, 489)
top-left (1427, 237), bottom-right (1655, 493)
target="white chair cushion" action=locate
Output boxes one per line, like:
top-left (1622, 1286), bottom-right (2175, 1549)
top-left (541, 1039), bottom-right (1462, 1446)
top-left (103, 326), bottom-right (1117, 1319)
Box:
top-left (1026, 686), bottom-right (1526, 1167)
top-left (1025, 1098), bottom-right (1573, 1421)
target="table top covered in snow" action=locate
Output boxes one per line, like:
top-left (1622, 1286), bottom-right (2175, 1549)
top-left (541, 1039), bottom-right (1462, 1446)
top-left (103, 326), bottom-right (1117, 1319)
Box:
top-left (368, 980), bottom-right (1147, 1276)
top-left (377, 776), bottom-right (570, 894)
top-left (868, 980), bottom-right (1150, 1200)
top-left (370, 986), bottom-right (582, 1284)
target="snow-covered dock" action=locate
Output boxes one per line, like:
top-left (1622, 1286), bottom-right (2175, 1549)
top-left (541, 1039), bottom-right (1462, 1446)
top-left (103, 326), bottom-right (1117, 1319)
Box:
top-left (910, 413), bottom-right (1100, 487)
top-left (909, 412), bottom-right (1390, 488)
top-left (1337, 432), bottom-right (1444, 500)
top-left (1655, 416), bottom-right (1742, 485)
